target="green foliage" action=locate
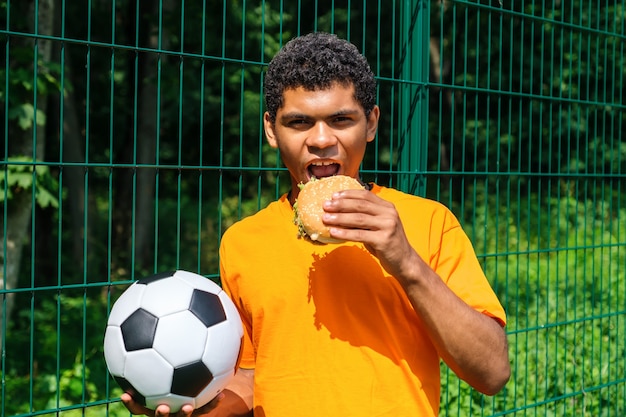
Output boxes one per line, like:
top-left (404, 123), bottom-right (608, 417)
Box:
top-left (2, 289), bottom-right (125, 416)
top-left (439, 190), bottom-right (626, 417)
top-left (0, 156), bottom-right (59, 208)
top-left (7, 103), bottom-right (46, 130)
top-left (428, 1), bottom-right (626, 181)
top-left (0, 44), bottom-right (64, 130)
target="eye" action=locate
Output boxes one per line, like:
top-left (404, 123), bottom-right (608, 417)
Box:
top-left (331, 116), bottom-right (354, 126)
top-left (287, 119), bottom-right (311, 129)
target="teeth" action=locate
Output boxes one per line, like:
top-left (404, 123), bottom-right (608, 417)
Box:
top-left (310, 161), bottom-right (335, 166)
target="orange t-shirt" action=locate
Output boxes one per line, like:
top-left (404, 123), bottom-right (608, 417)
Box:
top-left (219, 184), bottom-right (506, 417)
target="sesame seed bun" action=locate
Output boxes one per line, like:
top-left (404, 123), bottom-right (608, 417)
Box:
top-left (294, 175), bottom-right (364, 244)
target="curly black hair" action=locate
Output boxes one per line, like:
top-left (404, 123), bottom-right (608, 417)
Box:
top-left (264, 32), bottom-right (377, 123)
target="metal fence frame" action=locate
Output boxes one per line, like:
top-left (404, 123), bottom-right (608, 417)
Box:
top-left (1, 1), bottom-right (625, 416)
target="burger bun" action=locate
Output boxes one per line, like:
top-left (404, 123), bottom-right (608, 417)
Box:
top-left (294, 175), bottom-right (365, 243)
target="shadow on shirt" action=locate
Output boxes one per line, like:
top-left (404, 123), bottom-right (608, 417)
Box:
top-left (306, 244), bottom-right (431, 371)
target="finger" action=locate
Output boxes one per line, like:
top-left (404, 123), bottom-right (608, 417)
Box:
top-left (328, 225), bottom-right (374, 243)
top-left (154, 404), bottom-right (169, 417)
top-left (325, 211), bottom-right (401, 248)
top-left (331, 188), bottom-right (385, 204)
top-left (325, 193), bottom-right (391, 215)
top-left (155, 403), bottom-right (193, 417)
top-left (121, 393), bottom-right (155, 416)
top-left (323, 211), bottom-right (371, 229)
top-left (177, 404), bottom-right (194, 417)
top-left (324, 206), bottom-right (396, 233)
top-left (331, 188), bottom-right (372, 200)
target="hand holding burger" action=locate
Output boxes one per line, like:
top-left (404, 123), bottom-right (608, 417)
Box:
top-left (293, 175), bottom-right (365, 243)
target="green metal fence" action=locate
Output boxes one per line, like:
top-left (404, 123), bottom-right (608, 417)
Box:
top-left (1, 1), bottom-right (625, 416)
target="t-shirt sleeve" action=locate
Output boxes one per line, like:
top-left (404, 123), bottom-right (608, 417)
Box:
top-left (431, 208), bottom-right (507, 326)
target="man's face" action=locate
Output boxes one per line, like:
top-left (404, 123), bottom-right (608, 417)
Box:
top-left (264, 83), bottom-right (379, 195)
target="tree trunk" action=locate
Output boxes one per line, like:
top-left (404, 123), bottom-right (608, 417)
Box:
top-left (0, 0), bottom-right (54, 342)
top-left (133, 0), bottom-right (161, 271)
top-left (61, 55), bottom-right (87, 273)
top-left (134, 52), bottom-right (159, 270)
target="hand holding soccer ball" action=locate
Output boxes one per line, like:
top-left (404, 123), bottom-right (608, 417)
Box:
top-left (120, 391), bottom-right (220, 416)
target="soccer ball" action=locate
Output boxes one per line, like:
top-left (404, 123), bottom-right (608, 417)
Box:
top-left (103, 270), bottom-right (244, 412)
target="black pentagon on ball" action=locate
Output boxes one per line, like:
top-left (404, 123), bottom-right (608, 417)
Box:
top-left (114, 376), bottom-right (146, 406)
top-left (136, 270), bottom-right (176, 285)
top-left (189, 289), bottom-right (227, 328)
top-left (120, 308), bottom-right (159, 351)
top-left (171, 361), bottom-right (214, 397)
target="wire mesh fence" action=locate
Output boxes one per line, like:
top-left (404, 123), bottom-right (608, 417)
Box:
top-left (1, 0), bottom-right (625, 416)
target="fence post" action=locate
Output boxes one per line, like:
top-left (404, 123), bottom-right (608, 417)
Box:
top-left (398, 0), bottom-right (429, 196)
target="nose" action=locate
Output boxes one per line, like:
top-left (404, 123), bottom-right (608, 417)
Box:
top-left (306, 122), bottom-right (337, 149)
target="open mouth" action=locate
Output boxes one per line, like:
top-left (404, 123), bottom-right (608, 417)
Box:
top-left (307, 162), bottom-right (340, 179)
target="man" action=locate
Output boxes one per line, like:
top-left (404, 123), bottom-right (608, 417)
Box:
top-left (123, 31), bottom-right (510, 417)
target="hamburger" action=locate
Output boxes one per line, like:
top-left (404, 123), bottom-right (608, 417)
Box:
top-left (293, 175), bottom-right (365, 243)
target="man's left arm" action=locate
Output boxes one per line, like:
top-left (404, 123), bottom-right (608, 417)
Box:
top-left (323, 189), bottom-right (511, 394)
top-left (395, 258), bottom-right (510, 395)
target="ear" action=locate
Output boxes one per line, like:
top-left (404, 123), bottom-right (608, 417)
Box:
top-left (264, 112), bottom-right (279, 148)
top-left (366, 105), bottom-right (380, 143)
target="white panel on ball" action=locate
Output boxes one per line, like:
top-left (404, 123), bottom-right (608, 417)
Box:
top-left (107, 284), bottom-right (146, 326)
top-left (124, 349), bottom-right (174, 397)
top-left (175, 270), bottom-right (222, 295)
top-left (202, 321), bottom-right (243, 373)
top-left (140, 276), bottom-right (195, 317)
top-left (103, 327), bottom-right (127, 375)
top-left (218, 292), bottom-right (244, 337)
top-left (153, 310), bottom-right (209, 367)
